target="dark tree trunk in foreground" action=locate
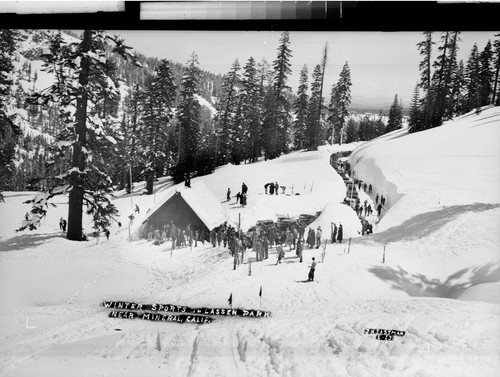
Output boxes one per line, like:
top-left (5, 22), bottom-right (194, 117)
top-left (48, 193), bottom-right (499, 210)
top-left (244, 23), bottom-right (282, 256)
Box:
top-left (67, 30), bottom-right (92, 241)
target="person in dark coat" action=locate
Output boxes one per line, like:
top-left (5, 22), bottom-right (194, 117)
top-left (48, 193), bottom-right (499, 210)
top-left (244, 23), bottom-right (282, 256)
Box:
top-left (377, 203), bottom-right (383, 216)
top-left (375, 194), bottom-right (379, 205)
top-left (242, 182), bottom-right (248, 195)
top-left (105, 229), bottom-right (110, 241)
top-left (296, 238), bottom-right (304, 262)
top-left (274, 182), bottom-right (279, 195)
top-left (236, 192), bottom-right (241, 204)
top-left (269, 182), bottom-right (275, 195)
top-left (307, 228), bottom-right (315, 248)
top-left (369, 184), bottom-right (372, 194)
top-left (226, 188), bottom-right (231, 201)
top-left (308, 257), bottom-right (317, 281)
top-left (331, 222), bottom-right (337, 243)
top-left (61, 219), bottom-right (67, 232)
top-left (337, 223), bottom-right (343, 243)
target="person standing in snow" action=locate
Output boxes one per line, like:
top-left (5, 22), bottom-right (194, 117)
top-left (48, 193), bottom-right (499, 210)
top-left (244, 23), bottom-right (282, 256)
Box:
top-left (285, 228), bottom-right (293, 251)
top-left (316, 226), bottom-right (322, 249)
top-left (226, 188), bottom-right (231, 202)
top-left (216, 229), bottom-right (222, 247)
top-left (276, 244), bottom-right (285, 265)
top-left (369, 184), bottom-right (372, 194)
top-left (105, 229), bottom-right (110, 241)
top-left (236, 192), bottom-right (241, 204)
top-left (61, 219), bottom-right (67, 232)
top-left (337, 223), bottom-right (343, 243)
top-left (296, 238), bottom-right (304, 262)
top-left (242, 182), bottom-right (248, 195)
top-left (367, 204), bottom-right (372, 216)
top-left (59, 217), bottom-right (64, 230)
top-left (377, 203), bottom-right (383, 217)
top-left (292, 226), bottom-right (298, 250)
top-left (275, 182), bottom-right (279, 195)
top-left (375, 194), bottom-right (379, 205)
top-left (331, 222), bottom-right (337, 243)
top-left (134, 204), bottom-right (140, 214)
top-left (308, 257), bottom-right (317, 281)
top-left (307, 228), bottom-right (315, 248)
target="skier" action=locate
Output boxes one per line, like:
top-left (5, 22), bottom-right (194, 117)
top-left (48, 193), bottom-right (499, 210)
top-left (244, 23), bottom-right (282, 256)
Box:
top-left (367, 204), bottom-right (372, 216)
top-left (134, 204), bottom-right (140, 214)
top-left (241, 182), bottom-right (248, 195)
top-left (308, 257), bottom-right (317, 281)
top-left (236, 192), bottom-right (241, 204)
top-left (331, 222), bottom-right (337, 243)
top-left (227, 188), bottom-right (231, 202)
top-left (105, 229), bottom-right (110, 241)
top-left (337, 223), bottom-right (343, 243)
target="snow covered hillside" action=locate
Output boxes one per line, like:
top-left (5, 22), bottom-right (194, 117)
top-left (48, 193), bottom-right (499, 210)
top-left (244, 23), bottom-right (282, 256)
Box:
top-left (1, 109), bottom-right (500, 377)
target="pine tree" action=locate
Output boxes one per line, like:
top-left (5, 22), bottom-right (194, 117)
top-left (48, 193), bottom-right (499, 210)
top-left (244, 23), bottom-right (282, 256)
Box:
top-left (292, 65), bottom-right (309, 150)
top-left (19, 30), bottom-right (137, 239)
top-left (344, 118), bottom-right (358, 143)
top-left (306, 64), bottom-right (323, 150)
top-left (138, 60), bottom-right (176, 194)
top-left (492, 34), bottom-right (500, 105)
top-left (328, 62), bottom-right (352, 145)
top-left (451, 60), bottom-right (466, 115)
top-left (464, 43), bottom-right (481, 113)
top-left (409, 84), bottom-right (422, 133)
top-left (175, 52), bottom-right (201, 183)
top-left (241, 57), bottom-right (262, 162)
top-left (0, 30), bottom-right (22, 202)
top-left (417, 31), bottom-right (434, 127)
top-left (215, 59), bottom-right (240, 165)
top-left (264, 31), bottom-right (292, 159)
top-left (386, 94), bottom-right (403, 132)
top-left (479, 40), bottom-right (494, 106)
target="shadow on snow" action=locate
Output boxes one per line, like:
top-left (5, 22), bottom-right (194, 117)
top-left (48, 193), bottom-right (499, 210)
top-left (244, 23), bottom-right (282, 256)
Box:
top-left (0, 232), bottom-right (65, 252)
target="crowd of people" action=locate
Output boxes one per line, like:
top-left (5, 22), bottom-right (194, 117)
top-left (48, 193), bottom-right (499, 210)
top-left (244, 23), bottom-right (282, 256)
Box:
top-left (143, 221), bottom-right (207, 249)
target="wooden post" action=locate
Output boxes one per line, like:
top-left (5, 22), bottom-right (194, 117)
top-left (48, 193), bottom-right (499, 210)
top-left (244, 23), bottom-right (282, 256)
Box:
top-left (348, 238), bottom-right (351, 254)
top-left (248, 258), bottom-right (252, 276)
top-left (382, 245), bottom-right (386, 263)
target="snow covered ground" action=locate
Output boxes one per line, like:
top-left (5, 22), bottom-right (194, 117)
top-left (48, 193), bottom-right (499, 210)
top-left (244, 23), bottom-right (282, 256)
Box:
top-left (1, 108), bottom-right (500, 376)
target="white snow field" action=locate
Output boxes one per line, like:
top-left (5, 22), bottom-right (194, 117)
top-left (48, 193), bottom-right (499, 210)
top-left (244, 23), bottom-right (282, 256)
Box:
top-left (1, 107), bottom-right (500, 377)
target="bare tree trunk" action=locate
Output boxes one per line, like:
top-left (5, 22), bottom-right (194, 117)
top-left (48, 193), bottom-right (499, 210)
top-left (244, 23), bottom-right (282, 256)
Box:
top-left (67, 30), bottom-right (92, 241)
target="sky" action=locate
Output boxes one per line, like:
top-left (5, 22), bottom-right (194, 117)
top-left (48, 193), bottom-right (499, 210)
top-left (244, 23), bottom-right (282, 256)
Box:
top-left (112, 30), bottom-right (498, 109)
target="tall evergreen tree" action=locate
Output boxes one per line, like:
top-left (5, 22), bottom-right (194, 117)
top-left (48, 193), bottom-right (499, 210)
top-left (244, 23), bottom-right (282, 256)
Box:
top-left (138, 60), bottom-right (176, 194)
top-left (264, 31), bottom-right (292, 159)
top-left (306, 64), bottom-right (323, 150)
top-left (492, 34), bottom-right (500, 105)
top-left (344, 118), bottom-right (358, 143)
top-left (292, 65), bottom-right (309, 150)
top-left (464, 43), bottom-right (481, 113)
top-left (328, 62), bottom-right (352, 145)
top-left (479, 40), bottom-right (494, 106)
top-left (241, 57), bottom-right (262, 162)
top-left (20, 30), bottom-right (137, 239)
top-left (386, 94), bottom-right (403, 132)
top-left (0, 30), bottom-right (21, 202)
top-left (175, 53), bottom-right (201, 183)
top-left (409, 84), bottom-right (422, 133)
top-left (215, 59), bottom-right (240, 165)
top-left (417, 31), bottom-right (434, 126)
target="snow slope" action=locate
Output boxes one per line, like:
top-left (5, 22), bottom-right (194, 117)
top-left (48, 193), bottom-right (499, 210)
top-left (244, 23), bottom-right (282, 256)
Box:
top-left (1, 109), bottom-right (500, 377)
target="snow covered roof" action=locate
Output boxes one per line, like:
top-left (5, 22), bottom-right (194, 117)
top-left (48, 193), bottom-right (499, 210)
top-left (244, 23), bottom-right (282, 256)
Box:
top-left (141, 180), bottom-right (227, 231)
